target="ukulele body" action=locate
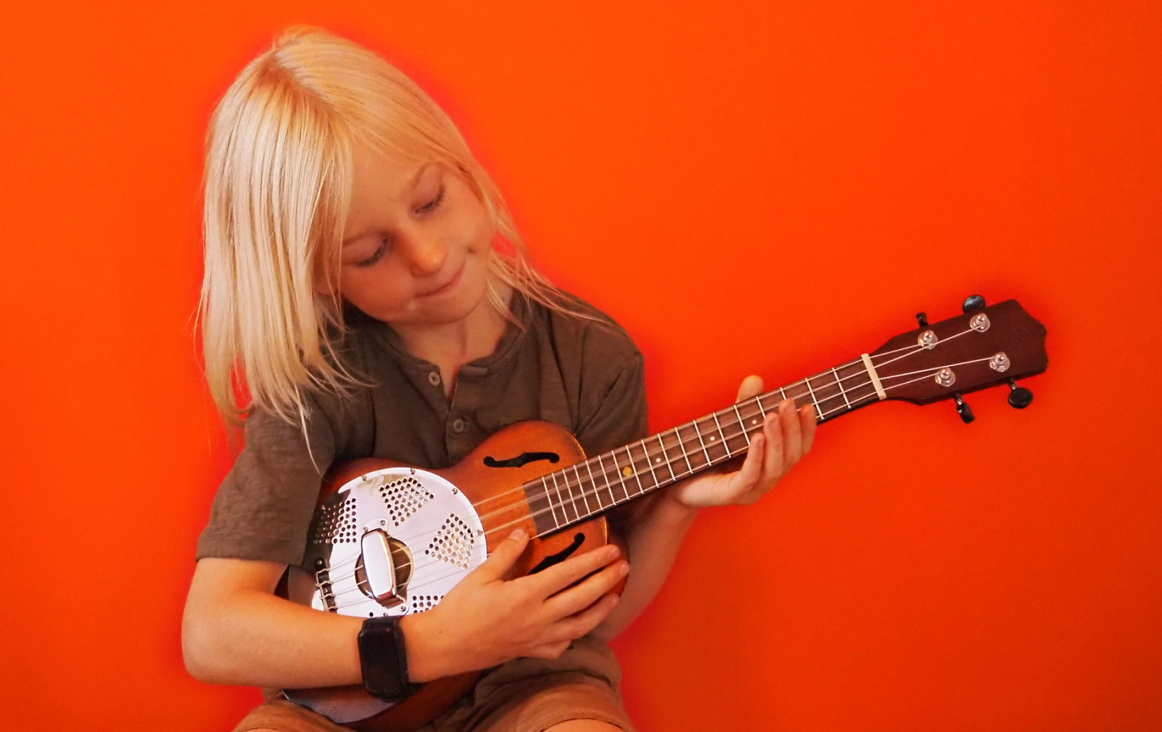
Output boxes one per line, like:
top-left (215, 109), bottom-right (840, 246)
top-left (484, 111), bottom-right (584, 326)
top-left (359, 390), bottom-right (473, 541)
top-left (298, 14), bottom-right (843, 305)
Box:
top-left (283, 420), bottom-right (619, 732)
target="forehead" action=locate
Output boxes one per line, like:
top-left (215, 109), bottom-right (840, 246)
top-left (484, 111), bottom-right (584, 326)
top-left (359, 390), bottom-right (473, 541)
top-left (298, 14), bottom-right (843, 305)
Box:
top-left (349, 143), bottom-right (432, 202)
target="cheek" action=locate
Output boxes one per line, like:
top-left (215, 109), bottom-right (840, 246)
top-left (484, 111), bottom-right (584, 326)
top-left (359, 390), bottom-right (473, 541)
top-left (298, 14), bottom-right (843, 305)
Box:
top-left (340, 268), bottom-right (409, 312)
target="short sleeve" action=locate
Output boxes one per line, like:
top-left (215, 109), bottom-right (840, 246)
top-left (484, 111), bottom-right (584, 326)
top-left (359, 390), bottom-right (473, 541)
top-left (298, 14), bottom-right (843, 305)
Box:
top-left (195, 388), bottom-right (370, 567)
top-left (573, 351), bottom-right (649, 457)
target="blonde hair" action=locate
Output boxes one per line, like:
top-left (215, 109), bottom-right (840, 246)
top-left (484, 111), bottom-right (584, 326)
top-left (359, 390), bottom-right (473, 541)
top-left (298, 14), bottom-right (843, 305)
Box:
top-left (201, 27), bottom-right (571, 426)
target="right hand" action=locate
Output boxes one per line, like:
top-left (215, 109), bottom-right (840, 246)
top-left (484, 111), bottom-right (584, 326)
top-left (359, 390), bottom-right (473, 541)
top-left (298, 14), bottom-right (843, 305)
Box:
top-left (402, 528), bottom-right (629, 680)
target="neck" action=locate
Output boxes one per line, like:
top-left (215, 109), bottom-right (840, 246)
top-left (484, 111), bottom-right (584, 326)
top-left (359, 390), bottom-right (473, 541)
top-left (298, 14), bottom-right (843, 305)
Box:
top-left (392, 283), bottom-right (513, 387)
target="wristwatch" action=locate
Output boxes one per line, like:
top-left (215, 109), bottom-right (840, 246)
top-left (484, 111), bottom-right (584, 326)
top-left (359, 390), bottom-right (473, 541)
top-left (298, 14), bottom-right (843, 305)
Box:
top-left (358, 616), bottom-right (419, 701)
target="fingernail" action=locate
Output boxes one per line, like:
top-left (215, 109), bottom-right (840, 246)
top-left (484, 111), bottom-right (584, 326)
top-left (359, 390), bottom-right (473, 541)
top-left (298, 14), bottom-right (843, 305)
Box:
top-left (510, 528), bottom-right (526, 540)
top-left (619, 562), bottom-right (630, 577)
top-left (605, 544), bottom-right (620, 559)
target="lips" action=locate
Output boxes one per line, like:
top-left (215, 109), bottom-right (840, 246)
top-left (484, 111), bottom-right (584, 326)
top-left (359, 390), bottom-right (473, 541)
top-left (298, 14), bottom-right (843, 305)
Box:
top-left (418, 265), bottom-right (464, 298)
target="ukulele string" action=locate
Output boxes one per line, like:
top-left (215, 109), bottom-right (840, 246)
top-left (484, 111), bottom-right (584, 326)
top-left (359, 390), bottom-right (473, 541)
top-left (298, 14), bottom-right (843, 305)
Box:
top-left (320, 333), bottom-right (976, 584)
top-left (466, 322), bottom-right (980, 516)
top-left (326, 356), bottom-right (988, 605)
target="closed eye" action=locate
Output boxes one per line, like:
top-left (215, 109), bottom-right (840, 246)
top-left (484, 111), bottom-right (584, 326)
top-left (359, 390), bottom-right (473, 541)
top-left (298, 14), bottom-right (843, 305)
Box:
top-left (355, 238), bottom-right (390, 268)
top-left (415, 184), bottom-right (446, 214)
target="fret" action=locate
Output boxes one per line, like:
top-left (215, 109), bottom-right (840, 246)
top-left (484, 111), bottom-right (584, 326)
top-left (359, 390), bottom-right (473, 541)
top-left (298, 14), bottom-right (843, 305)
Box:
top-left (831, 367), bottom-right (852, 411)
top-left (550, 471), bottom-right (576, 524)
top-left (673, 427), bottom-right (694, 477)
top-left (562, 469), bottom-right (583, 523)
top-left (778, 386), bottom-right (787, 401)
top-left (803, 376), bottom-right (823, 416)
top-left (639, 438), bottom-right (662, 489)
top-left (654, 434), bottom-right (677, 485)
top-left (622, 445), bottom-right (646, 497)
top-left (629, 441), bottom-right (657, 493)
top-left (710, 412), bottom-right (729, 462)
top-left (607, 451), bottom-right (623, 501)
top-left (540, 476), bottom-right (561, 529)
top-left (610, 450), bottom-right (633, 502)
top-left (692, 420), bottom-right (713, 464)
top-left (583, 459), bottom-right (604, 512)
top-left (755, 396), bottom-right (767, 419)
top-left (596, 454), bottom-right (618, 507)
top-left (731, 404), bottom-right (752, 447)
top-left (572, 464), bottom-right (593, 518)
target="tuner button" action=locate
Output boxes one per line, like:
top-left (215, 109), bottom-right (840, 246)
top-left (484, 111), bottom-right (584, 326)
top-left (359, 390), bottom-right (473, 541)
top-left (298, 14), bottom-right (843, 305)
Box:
top-left (1008, 379), bottom-right (1034, 409)
top-left (962, 295), bottom-right (986, 313)
top-left (916, 311), bottom-right (929, 328)
top-left (955, 394), bottom-right (975, 424)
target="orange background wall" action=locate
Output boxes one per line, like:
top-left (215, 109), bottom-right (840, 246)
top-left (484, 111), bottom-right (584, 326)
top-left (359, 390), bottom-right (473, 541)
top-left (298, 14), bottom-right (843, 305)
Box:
top-left (1, 2), bottom-right (1159, 730)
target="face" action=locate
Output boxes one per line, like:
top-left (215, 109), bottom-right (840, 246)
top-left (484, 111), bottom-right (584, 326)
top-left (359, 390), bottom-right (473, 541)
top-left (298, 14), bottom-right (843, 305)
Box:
top-left (330, 143), bottom-right (495, 329)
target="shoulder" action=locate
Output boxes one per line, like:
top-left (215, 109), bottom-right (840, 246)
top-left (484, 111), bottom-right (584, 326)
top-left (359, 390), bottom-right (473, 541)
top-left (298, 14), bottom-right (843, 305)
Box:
top-left (525, 290), bottom-right (642, 371)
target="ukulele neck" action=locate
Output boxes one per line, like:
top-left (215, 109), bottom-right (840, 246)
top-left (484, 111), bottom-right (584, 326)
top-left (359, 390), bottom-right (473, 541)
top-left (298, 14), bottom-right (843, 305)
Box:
top-left (523, 354), bottom-right (878, 535)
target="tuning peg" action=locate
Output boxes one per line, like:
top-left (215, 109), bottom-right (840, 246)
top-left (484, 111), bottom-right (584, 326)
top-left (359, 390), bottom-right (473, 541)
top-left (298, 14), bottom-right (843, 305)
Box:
top-left (916, 312), bottom-right (929, 328)
top-left (954, 394), bottom-right (975, 424)
top-left (962, 294), bottom-right (986, 313)
top-left (1007, 379), bottom-right (1034, 409)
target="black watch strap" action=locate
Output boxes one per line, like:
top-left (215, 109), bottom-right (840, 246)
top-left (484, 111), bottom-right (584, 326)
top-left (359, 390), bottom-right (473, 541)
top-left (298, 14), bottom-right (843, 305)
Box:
top-left (358, 616), bottom-right (419, 702)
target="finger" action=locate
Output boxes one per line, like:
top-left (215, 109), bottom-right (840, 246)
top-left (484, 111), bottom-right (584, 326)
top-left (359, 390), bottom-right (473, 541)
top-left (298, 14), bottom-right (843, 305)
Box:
top-left (546, 592), bottom-right (621, 645)
top-left (730, 428), bottom-right (766, 495)
top-left (779, 400), bottom-right (803, 473)
top-left (543, 560), bottom-right (630, 618)
top-left (760, 411), bottom-right (785, 486)
top-left (524, 542), bottom-right (621, 597)
top-left (736, 375), bottom-right (764, 402)
top-left (800, 404), bottom-right (817, 454)
top-left (473, 529), bottom-right (530, 583)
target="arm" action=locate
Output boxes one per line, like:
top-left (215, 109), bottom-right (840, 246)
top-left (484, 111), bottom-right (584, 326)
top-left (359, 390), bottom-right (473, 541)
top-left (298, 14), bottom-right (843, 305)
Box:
top-left (182, 533), bottom-right (630, 688)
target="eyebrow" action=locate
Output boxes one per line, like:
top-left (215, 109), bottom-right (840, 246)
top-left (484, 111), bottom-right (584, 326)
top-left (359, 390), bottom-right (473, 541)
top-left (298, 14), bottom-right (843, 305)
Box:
top-left (341, 163), bottom-right (434, 246)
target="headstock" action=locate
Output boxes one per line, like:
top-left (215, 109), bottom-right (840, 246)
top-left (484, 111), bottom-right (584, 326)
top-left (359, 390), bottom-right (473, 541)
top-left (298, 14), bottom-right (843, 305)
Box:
top-left (868, 296), bottom-right (1048, 420)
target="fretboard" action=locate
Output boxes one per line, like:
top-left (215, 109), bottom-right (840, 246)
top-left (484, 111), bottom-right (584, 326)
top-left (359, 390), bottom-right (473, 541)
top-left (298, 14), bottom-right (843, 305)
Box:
top-left (523, 354), bottom-right (884, 536)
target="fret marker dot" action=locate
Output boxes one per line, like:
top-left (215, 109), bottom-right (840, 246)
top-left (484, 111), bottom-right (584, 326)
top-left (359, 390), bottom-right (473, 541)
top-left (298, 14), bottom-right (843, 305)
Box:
top-left (709, 436), bottom-right (716, 441)
top-left (622, 466), bottom-right (634, 477)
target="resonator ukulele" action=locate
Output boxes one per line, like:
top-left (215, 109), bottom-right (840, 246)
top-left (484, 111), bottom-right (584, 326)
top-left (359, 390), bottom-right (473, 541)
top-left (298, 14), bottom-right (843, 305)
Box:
top-left (283, 296), bottom-right (1049, 731)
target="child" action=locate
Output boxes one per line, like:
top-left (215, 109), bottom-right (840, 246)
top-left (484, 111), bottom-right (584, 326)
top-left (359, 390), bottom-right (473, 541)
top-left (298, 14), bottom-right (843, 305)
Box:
top-left (183, 26), bottom-right (816, 732)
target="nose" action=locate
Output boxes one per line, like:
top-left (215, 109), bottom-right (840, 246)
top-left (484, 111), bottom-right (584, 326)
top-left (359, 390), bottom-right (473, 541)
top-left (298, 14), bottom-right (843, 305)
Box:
top-left (402, 231), bottom-right (448, 277)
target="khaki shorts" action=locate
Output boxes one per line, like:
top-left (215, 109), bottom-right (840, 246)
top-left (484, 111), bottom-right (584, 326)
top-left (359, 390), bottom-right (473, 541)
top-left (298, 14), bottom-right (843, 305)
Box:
top-left (232, 638), bottom-right (637, 732)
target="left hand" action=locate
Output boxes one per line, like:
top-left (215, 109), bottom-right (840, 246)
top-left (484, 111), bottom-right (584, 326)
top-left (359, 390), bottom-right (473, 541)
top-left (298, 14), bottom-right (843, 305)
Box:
top-left (666, 375), bottom-right (817, 508)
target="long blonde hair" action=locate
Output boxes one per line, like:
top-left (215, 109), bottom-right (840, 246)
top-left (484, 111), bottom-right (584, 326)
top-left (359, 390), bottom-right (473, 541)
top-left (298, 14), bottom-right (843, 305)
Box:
top-left (201, 27), bottom-right (568, 426)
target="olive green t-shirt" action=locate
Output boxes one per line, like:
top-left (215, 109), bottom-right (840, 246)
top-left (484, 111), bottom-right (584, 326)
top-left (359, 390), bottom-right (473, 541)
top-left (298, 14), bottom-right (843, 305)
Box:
top-left (196, 294), bottom-right (648, 568)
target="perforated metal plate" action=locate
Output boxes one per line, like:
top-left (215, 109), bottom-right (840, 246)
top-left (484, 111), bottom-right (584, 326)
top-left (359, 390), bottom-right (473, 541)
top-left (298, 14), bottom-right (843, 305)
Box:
top-left (301, 468), bottom-right (486, 618)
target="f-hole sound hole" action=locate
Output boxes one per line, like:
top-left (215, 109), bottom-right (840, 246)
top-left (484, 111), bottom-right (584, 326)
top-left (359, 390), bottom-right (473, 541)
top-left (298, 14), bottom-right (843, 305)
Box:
top-left (529, 533), bottom-right (586, 574)
top-left (483, 451), bottom-right (560, 469)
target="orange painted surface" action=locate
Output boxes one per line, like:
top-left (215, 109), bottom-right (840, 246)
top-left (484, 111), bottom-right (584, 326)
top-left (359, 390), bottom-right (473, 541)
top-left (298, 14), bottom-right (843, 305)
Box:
top-left (1, 2), bottom-right (1159, 730)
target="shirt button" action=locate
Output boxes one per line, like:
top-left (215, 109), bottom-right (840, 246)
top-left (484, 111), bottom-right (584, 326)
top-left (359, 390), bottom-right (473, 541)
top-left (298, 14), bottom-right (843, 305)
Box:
top-left (452, 418), bottom-right (466, 434)
top-left (427, 371), bottom-right (441, 387)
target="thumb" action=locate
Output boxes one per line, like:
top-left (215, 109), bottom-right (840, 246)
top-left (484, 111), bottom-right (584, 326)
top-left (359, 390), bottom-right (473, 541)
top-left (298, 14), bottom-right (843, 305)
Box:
top-left (473, 528), bottom-right (530, 583)
top-left (737, 375), bottom-right (764, 402)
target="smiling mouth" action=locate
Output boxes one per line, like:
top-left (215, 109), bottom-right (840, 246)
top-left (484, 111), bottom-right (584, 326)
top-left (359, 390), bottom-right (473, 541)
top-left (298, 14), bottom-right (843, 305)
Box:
top-left (418, 266), bottom-right (464, 298)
